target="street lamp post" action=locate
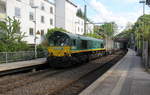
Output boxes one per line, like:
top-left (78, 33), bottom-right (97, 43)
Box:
top-left (31, 6), bottom-right (38, 59)
top-left (139, 0), bottom-right (146, 55)
top-left (83, 0), bottom-right (87, 35)
top-left (139, 0), bottom-right (146, 15)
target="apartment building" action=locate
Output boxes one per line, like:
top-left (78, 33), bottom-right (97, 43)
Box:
top-left (55, 0), bottom-right (77, 34)
top-left (55, 0), bottom-right (94, 35)
top-left (0, 0), bottom-right (94, 44)
top-left (0, 0), bottom-right (55, 44)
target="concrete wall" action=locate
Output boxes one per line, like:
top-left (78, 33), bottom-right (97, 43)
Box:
top-left (105, 39), bottom-right (115, 51)
top-left (65, 0), bottom-right (77, 34)
top-left (55, 0), bottom-right (65, 29)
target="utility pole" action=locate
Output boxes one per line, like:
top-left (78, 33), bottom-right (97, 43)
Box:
top-left (139, 0), bottom-right (146, 55)
top-left (84, 0), bottom-right (87, 35)
top-left (146, 0), bottom-right (150, 6)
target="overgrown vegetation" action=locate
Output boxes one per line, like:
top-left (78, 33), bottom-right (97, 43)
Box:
top-left (115, 14), bottom-right (150, 51)
top-left (0, 17), bottom-right (29, 52)
top-left (86, 22), bottom-right (117, 39)
top-left (76, 8), bottom-right (89, 21)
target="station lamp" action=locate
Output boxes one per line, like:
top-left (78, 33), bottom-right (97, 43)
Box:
top-left (146, 0), bottom-right (150, 5)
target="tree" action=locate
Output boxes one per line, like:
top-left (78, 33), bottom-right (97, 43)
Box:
top-left (0, 17), bottom-right (28, 52)
top-left (0, 17), bottom-right (25, 43)
top-left (76, 8), bottom-right (89, 21)
top-left (95, 22), bottom-right (117, 39)
top-left (76, 9), bottom-right (84, 18)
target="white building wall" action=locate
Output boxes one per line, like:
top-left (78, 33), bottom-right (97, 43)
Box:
top-left (65, 1), bottom-right (77, 34)
top-left (55, 0), bottom-right (65, 29)
top-left (75, 16), bottom-right (84, 35)
top-left (55, 0), bottom-right (77, 34)
top-left (6, 0), bottom-right (55, 44)
top-left (87, 21), bottom-right (94, 34)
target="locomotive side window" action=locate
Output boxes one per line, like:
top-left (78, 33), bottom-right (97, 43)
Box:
top-left (101, 43), bottom-right (104, 48)
top-left (81, 40), bottom-right (88, 49)
top-left (72, 39), bottom-right (76, 46)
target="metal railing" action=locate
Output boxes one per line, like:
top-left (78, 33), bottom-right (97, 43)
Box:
top-left (0, 51), bottom-right (47, 64)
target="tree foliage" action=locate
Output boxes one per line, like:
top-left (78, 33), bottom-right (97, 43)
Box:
top-left (0, 17), bottom-right (28, 52)
top-left (94, 22), bottom-right (117, 39)
top-left (85, 32), bottom-right (103, 39)
top-left (115, 14), bottom-right (150, 50)
top-left (76, 8), bottom-right (89, 21)
top-left (76, 9), bottom-right (84, 19)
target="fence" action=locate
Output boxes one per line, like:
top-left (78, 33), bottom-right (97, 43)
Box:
top-left (0, 51), bottom-right (47, 64)
top-left (142, 41), bottom-right (150, 69)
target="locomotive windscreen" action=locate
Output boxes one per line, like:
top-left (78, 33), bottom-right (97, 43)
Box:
top-left (48, 32), bottom-right (70, 46)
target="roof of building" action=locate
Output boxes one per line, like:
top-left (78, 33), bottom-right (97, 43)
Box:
top-left (66, 0), bottom-right (77, 7)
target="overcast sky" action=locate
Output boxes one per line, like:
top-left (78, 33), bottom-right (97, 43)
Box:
top-left (71, 0), bottom-right (150, 32)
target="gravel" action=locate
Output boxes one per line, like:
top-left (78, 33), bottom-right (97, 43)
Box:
top-left (0, 50), bottom-right (126, 95)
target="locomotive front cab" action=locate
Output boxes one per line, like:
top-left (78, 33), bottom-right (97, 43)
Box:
top-left (47, 31), bottom-right (71, 57)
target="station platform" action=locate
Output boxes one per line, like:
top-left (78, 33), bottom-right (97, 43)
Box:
top-left (80, 49), bottom-right (150, 95)
top-left (0, 58), bottom-right (46, 72)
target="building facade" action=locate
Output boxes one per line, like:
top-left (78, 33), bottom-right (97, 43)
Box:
top-left (55, 0), bottom-right (78, 34)
top-left (1, 0), bottom-right (55, 44)
top-left (55, 0), bottom-right (94, 35)
top-left (86, 21), bottom-right (94, 34)
top-left (75, 16), bottom-right (84, 35)
top-left (0, 0), bottom-right (94, 44)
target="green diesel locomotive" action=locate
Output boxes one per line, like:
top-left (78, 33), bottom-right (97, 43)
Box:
top-left (47, 31), bottom-right (106, 68)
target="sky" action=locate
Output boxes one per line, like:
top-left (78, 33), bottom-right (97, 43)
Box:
top-left (71, 0), bottom-right (150, 32)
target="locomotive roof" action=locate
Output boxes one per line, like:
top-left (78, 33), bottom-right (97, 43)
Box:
top-left (53, 31), bottom-right (104, 42)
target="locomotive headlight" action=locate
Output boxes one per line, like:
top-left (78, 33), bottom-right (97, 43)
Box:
top-left (64, 53), bottom-right (70, 56)
top-left (49, 52), bottom-right (53, 56)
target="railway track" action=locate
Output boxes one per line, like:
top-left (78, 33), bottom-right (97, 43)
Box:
top-left (0, 69), bottom-right (64, 94)
top-left (54, 52), bottom-right (125, 95)
top-left (0, 50), bottom-right (126, 95)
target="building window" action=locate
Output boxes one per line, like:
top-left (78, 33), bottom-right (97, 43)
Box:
top-left (41, 16), bottom-right (44, 23)
top-left (50, 7), bottom-right (53, 14)
top-left (41, 2), bottom-right (45, 11)
top-left (81, 28), bottom-right (83, 33)
top-left (16, 0), bottom-right (21, 2)
top-left (15, 7), bottom-right (21, 17)
top-left (41, 30), bottom-right (44, 36)
top-left (29, 12), bottom-right (34, 20)
top-left (78, 27), bottom-right (80, 32)
top-left (29, 28), bottom-right (34, 35)
top-left (50, 19), bottom-right (53, 25)
top-left (30, 0), bottom-right (34, 6)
